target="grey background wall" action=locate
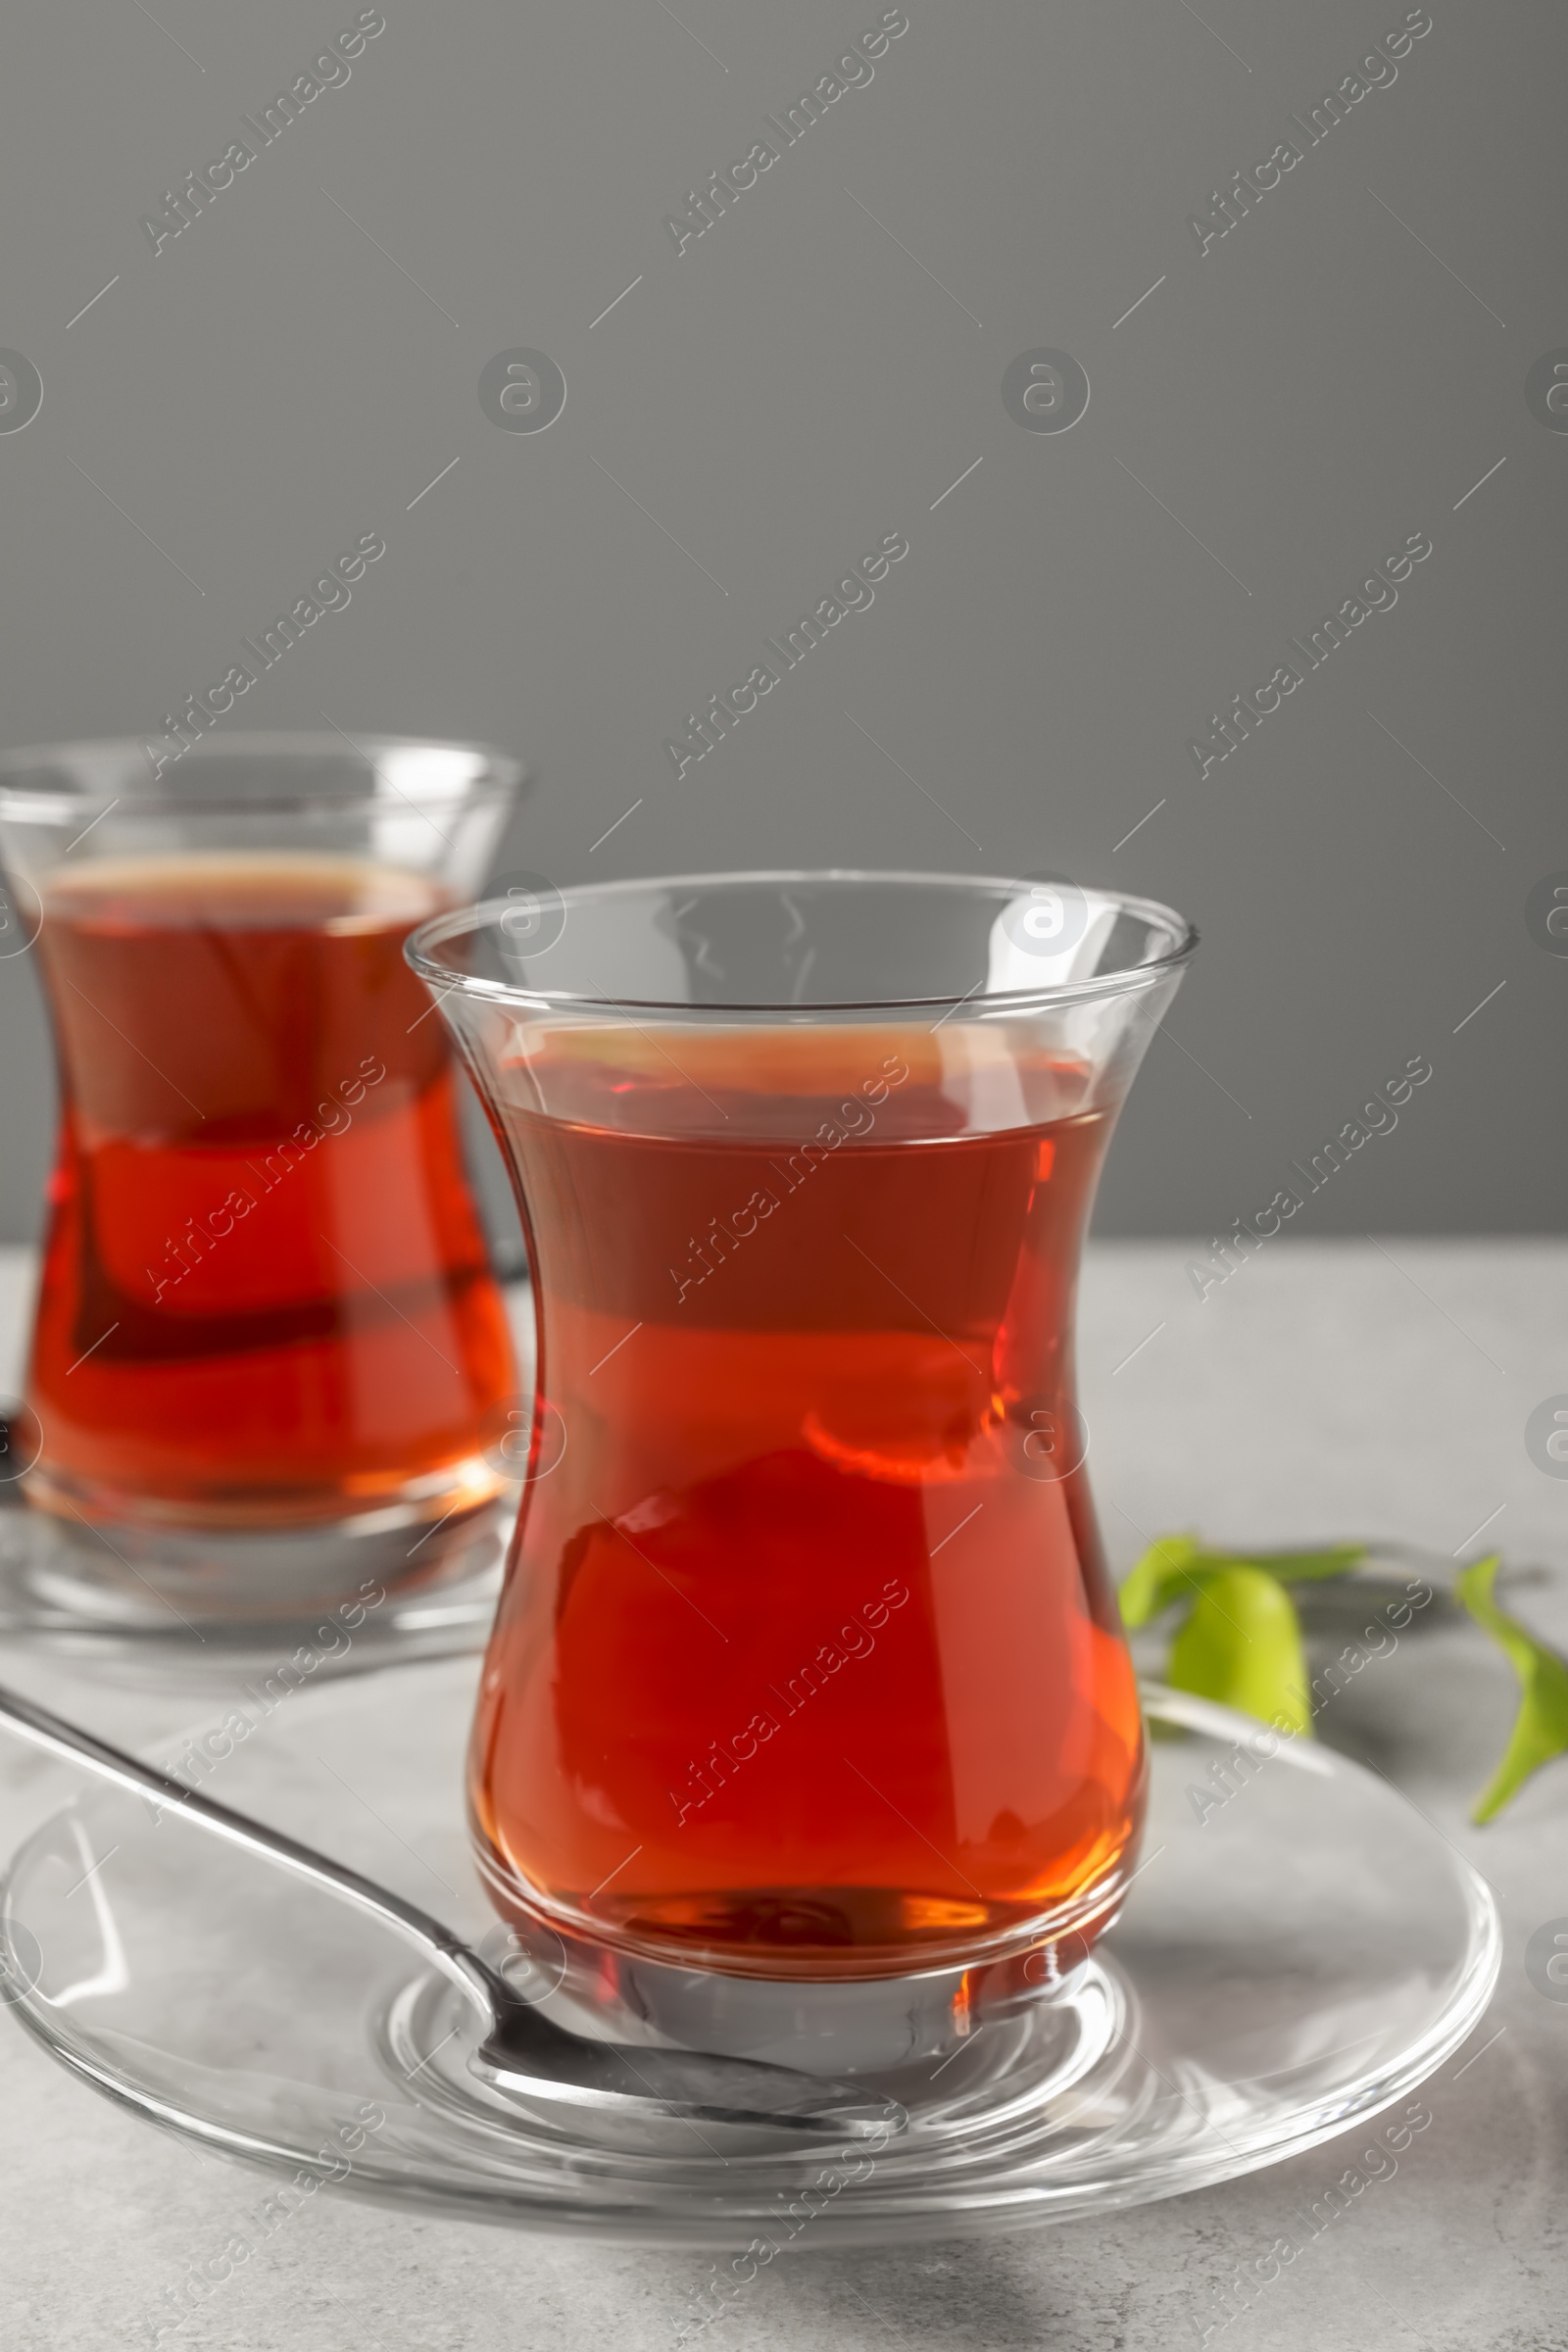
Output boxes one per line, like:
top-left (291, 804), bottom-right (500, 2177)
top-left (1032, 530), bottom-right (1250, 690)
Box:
top-left (0, 0), bottom-right (1560, 1243)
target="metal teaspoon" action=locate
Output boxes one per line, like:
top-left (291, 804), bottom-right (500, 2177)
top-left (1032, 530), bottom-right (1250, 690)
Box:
top-left (0, 1680), bottom-right (902, 2140)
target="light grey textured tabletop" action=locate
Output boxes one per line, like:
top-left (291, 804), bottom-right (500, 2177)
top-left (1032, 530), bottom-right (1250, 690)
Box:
top-left (0, 1239), bottom-right (1563, 2352)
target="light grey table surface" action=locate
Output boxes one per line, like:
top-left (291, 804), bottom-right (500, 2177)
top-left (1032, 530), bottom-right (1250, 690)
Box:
top-left (0, 1238), bottom-right (1563, 2352)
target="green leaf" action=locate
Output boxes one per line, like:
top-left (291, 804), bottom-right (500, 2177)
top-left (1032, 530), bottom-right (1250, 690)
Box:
top-left (1117, 1534), bottom-right (1202, 1630)
top-left (1117, 1537), bottom-right (1348, 1739)
top-left (1121, 1531), bottom-right (1566, 1825)
top-left (1165, 1564), bottom-right (1314, 1738)
top-left (1455, 1554), bottom-right (1568, 1822)
top-left (1191, 1543), bottom-right (1366, 1586)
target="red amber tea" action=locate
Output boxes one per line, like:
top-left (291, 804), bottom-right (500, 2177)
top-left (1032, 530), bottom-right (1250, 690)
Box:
top-left (468, 1029), bottom-right (1145, 1980)
top-left (26, 855), bottom-right (514, 1525)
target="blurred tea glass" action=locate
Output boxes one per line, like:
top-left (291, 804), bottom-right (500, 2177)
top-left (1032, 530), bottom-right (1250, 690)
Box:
top-left (0, 733), bottom-right (523, 1641)
top-left (410, 872), bottom-right (1195, 2047)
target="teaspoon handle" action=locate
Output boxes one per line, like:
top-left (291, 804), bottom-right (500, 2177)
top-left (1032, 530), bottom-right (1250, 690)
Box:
top-left (0, 1678), bottom-right (506, 2028)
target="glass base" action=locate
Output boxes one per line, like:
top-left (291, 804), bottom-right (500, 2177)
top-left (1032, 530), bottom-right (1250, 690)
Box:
top-left (0, 1658), bottom-right (1498, 2243)
top-left (473, 1838), bottom-right (1130, 1994)
top-left (0, 1488), bottom-right (513, 1667)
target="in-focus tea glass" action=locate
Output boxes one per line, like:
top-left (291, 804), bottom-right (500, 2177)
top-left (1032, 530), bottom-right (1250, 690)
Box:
top-left (0, 734), bottom-right (523, 1633)
top-left (411, 873), bottom-right (1195, 1996)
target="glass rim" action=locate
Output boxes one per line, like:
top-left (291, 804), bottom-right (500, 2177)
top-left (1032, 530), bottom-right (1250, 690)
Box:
top-left (407, 868), bottom-right (1199, 1018)
top-left (0, 731), bottom-right (526, 821)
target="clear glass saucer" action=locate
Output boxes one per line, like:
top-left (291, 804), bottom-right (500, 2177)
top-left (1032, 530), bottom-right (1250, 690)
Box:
top-left (0, 1658), bottom-right (1498, 2247)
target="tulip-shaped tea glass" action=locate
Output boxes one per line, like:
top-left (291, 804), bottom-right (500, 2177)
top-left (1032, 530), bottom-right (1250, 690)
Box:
top-left (410, 872), bottom-right (1195, 2070)
top-left (0, 734), bottom-right (523, 1643)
